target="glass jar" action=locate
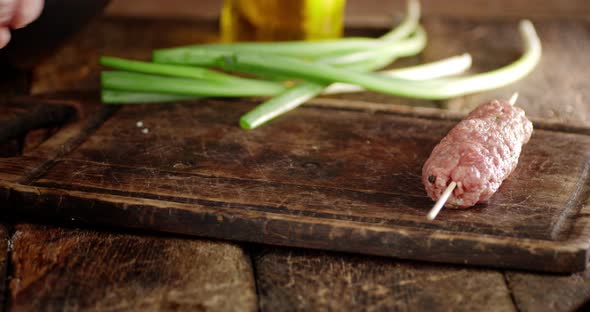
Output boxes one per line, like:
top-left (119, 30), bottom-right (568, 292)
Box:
top-left (221, 0), bottom-right (346, 42)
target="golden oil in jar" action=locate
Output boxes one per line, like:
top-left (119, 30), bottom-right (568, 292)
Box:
top-left (221, 0), bottom-right (346, 42)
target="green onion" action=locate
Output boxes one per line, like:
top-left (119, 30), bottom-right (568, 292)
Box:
top-left (380, 0), bottom-right (420, 42)
top-left (178, 20), bottom-right (540, 100)
top-left (101, 71), bottom-right (285, 97)
top-left (101, 56), bottom-right (231, 81)
top-left (100, 56), bottom-right (284, 91)
top-left (100, 54), bottom-right (471, 106)
top-left (151, 29), bottom-right (427, 88)
top-left (238, 31), bottom-right (428, 129)
top-left (239, 19), bottom-right (539, 128)
top-left (153, 0), bottom-right (423, 72)
top-left (155, 38), bottom-right (381, 60)
top-left (154, 0), bottom-right (420, 62)
top-left (151, 31), bottom-right (425, 72)
top-left (240, 83), bottom-right (325, 129)
top-left (101, 90), bottom-right (200, 104)
top-left (322, 26), bottom-right (426, 71)
top-left (239, 1), bottom-right (423, 129)
top-left (427, 20), bottom-right (541, 97)
top-left (152, 0), bottom-right (421, 70)
top-left (323, 53), bottom-right (472, 94)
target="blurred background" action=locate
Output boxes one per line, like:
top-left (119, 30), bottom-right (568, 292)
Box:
top-left (105, 0), bottom-right (590, 26)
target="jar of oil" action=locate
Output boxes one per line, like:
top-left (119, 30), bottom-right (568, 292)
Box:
top-left (221, 0), bottom-right (346, 42)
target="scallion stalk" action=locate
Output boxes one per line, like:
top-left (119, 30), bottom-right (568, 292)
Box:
top-left (154, 0), bottom-right (420, 61)
top-left (151, 31), bottom-right (425, 72)
top-left (102, 90), bottom-right (200, 104)
top-left (101, 56), bottom-right (231, 81)
top-left (323, 53), bottom-right (472, 94)
top-left (240, 0), bottom-right (424, 129)
top-left (183, 20), bottom-right (540, 100)
top-left (239, 20), bottom-right (539, 128)
top-left (380, 0), bottom-right (420, 42)
top-left (101, 71), bottom-right (285, 97)
top-left (155, 38), bottom-right (381, 60)
top-left (320, 26), bottom-right (426, 70)
top-left (240, 83), bottom-right (325, 129)
top-left (100, 56), bottom-right (284, 91)
top-left (100, 54), bottom-right (471, 106)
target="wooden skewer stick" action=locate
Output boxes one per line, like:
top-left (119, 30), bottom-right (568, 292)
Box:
top-left (426, 181), bottom-right (457, 220)
top-left (509, 92), bottom-right (519, 106)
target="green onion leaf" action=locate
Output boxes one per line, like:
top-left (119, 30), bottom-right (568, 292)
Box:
top-left (101, 89), bottom-right (200, 104)
top-left (101, 71), bottom-right (285, 97)
top-left (323, 53), bottom-right (472, 94)
top-left (199, 20), bottom-right (540, 100)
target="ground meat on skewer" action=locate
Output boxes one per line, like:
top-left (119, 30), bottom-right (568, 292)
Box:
top-left (422, 100), bottom-right (533, 208)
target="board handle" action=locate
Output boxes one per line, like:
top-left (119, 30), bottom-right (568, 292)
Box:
top-left (0, 98), bottom-right (78, 156)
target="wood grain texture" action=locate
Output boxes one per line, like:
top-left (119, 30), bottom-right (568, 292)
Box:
top-left (40, 100), bottom-right (590, 242)
top-left (1, 94), bottom-right (589, 272)
top-left (255, 247), bottom-right (515, 312)
top-left (505, 270), bottom-right (590, 312)
top-left (9, 223), bottom-right (257, 311)
top-left (0, 224), bottom-right (8, 310)
top-left (0, 100), bottom-right (76, 146)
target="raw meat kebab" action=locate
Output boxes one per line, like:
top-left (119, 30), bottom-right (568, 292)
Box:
top-left (422, 98), bottom-right (533, 209)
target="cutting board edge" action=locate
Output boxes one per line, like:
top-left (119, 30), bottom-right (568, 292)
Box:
top-left (2, 181), bottom-right (588, 273)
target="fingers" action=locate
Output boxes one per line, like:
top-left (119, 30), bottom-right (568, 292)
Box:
top-left (0, 0), bottom-right (44, 49)
top-left (10, 0), bottom-right (43, 29)
top-left (0, 0), bottom-right (17, 25)
top-left (0, 27), bottom-right (10, 48)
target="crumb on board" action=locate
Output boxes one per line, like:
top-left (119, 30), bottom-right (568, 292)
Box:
top-left (142, 128), bottom-right (149, 134)
top-left (136, 121), bottom-right (144, 127)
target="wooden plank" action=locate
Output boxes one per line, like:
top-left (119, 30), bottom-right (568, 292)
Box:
top-left (0, 224), bottom-right (8, 310)
top-left (254, 247), bottom-right (516, 311)
top-left (2, 93), bottom-right (589, 272)
top-left (0, 99), bottom-right (76, 146)
top-left (506, 271), bottom-right (590, 312)
top-left (9, 223), bottom-right (257, 311)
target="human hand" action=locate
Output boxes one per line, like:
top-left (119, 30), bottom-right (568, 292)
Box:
top-left (0, 0), bottom-right (44, 48)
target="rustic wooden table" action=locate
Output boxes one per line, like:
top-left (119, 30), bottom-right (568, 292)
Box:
top-left (1, 3), bottom-right (590, 311)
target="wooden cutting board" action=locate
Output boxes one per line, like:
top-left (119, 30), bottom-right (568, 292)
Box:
top-left (1, 92), bottom-right (589, 273)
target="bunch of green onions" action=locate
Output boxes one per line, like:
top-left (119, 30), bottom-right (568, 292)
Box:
top-left (100, 0), bottom-right (541, 129)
